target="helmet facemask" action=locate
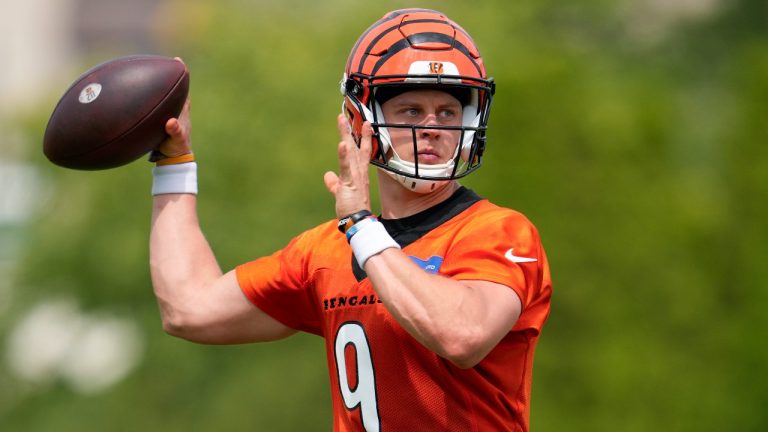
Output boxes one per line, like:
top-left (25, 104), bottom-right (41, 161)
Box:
top-left (342, 74), bottom-right (494, 193)
top-left (340, 9), bottom-right (495, 193)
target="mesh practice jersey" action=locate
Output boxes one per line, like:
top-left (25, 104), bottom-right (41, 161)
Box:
top-left (236, 187), bottom-right (552, 432)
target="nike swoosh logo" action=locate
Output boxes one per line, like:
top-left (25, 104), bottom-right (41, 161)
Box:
top-left (505, 248), bottom-right (537, 263)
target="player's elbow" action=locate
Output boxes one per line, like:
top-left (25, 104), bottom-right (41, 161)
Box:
top-left (152, 284), bottom-right (219, 343)
top-left (439, 330), bottom-right (489, 369)
top-left (159, 308), bottom-right (208, 342)
top-left (160, 311), bottom-right (192, 339)
top-left (445, 352), bottom-right (483, 369)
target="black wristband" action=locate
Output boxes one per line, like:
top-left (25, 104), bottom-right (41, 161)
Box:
top-left (338, 209), bottom-right (373, 234)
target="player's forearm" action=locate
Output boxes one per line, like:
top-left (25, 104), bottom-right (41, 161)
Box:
top-left (150, 193), bottom-right (223, 329)
top-left (365, 249), bottom-right (503, 368)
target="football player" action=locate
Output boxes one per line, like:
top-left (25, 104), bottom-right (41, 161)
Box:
top-left (149, 8), bottom-right (552, 431)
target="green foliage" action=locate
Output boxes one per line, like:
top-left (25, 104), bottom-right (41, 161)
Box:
top-left (3, 0), bottom-right (767, 430)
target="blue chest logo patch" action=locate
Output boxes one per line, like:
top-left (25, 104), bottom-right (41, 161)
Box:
top-left (409, 255), bottom-right (444, 274)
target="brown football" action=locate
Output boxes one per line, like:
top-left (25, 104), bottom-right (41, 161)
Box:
top-left (43, 55), bottom-right (189, 170)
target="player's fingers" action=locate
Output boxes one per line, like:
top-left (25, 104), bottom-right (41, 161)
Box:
top-left (335, 116), bottom-right (354, 180)
top-left (177, 98), bottom-right (191, 129)
top-left (359, 121), bottom-right (373, 162)
top-left (337, 115), bottom-right (370, 175)
top-left (159, 103), bottom-right (192, 156)
top-left (323, 171), bottom-right (339, 194)
top-left (181, 97), bottom-right (191, 114)
top-left (336, 140), bottom-right (354, 181)
top-left (337, 113), bottom-right (353, 142)
top-left (165, 118), bottom-right (181, 136)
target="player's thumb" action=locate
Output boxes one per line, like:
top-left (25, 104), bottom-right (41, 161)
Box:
top-left (323, 171), bottom-right (339, 194)
top-left (158, 118), bottom-right (191, 157)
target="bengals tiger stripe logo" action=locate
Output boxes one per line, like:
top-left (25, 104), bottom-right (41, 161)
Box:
top-left (429, 62), bottom-right (444, 74)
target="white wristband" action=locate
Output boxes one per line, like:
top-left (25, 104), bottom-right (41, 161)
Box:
top-left (152, 162), bottom-right (198, 195)
top-left (349, 219), bottom-right (400, 268)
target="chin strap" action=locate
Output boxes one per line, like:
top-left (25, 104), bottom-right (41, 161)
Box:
top-left (382, 168), bottom-right (449, 194)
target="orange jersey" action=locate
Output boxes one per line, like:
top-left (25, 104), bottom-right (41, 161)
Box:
top-left (236, 188), bottom-right (552, 432)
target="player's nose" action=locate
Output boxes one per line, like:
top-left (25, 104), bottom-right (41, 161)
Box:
top-left (418, 113), bottom-right (442, 138)
top-left (419, 112), bottom-right (440, 126)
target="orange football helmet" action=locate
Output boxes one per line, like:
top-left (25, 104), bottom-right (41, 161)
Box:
top-left (341, 8), bottom-right (495, 193)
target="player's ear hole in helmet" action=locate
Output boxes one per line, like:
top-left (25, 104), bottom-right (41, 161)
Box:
top-left (340, 8), bottom-right (495, 194)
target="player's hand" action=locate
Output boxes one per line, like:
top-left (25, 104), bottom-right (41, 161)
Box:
top-left (156, 97), bottom-right (192, 158)
top-left (323, 114), bottom-right (372, 218)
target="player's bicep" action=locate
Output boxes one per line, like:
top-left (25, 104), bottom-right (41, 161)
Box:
top-left (178, 270), bottom-right (296, 344)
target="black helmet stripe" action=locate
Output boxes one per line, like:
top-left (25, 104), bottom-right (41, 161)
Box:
top-left (346, 12), bottom-right (439, 72)
top-left (356, 19), bottom-right (454, 73)
top-left (369, 32), bottom-right (483, 76)
top-left (346, 17), bottom-right (398, 72)
top-left (352, 22), bottom-right (401, 72)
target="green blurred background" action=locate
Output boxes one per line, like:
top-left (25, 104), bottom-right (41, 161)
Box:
top-left (1, 0), bottom-right (767, 430)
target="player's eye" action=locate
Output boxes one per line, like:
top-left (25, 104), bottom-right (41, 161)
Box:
top-left (402, 107), bottom-right (420, 117)
top-left (438, 109), bottom-right (457, 119)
